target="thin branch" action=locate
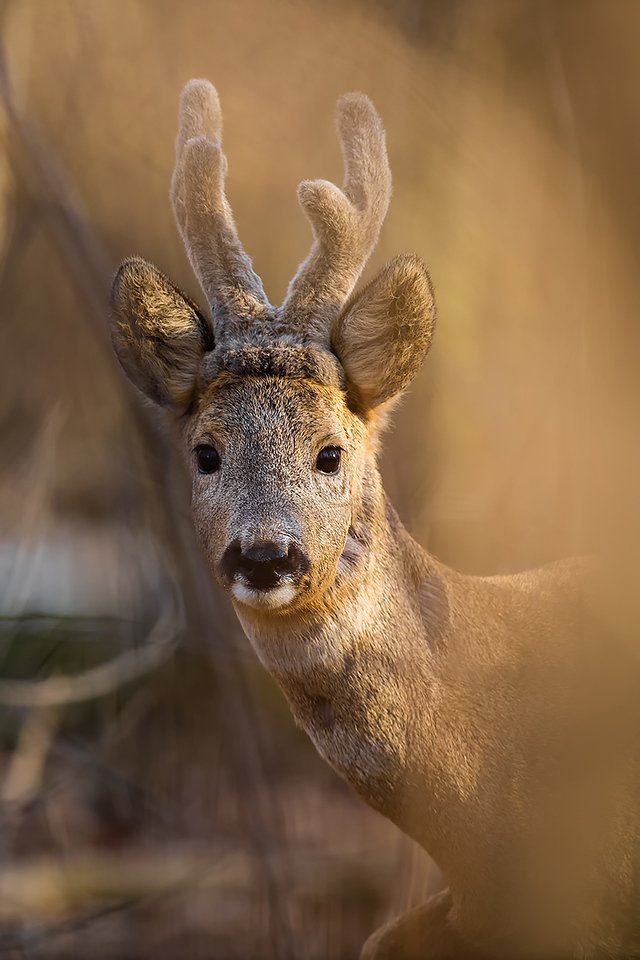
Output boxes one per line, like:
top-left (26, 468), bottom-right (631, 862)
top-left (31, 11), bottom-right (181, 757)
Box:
top-left (0, 609), bottom-right (181, 708)
top-left (0, 844), bottom-right (391, 923)
top-left (1, 706), bottom-right (59, 804)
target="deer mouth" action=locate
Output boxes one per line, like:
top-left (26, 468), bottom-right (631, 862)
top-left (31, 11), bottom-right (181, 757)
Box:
top-left (230, 581), bottom-right (300, 610)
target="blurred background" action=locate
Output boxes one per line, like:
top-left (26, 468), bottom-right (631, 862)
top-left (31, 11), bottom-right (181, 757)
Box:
top-left (1, 0), bottom-right (640, 956)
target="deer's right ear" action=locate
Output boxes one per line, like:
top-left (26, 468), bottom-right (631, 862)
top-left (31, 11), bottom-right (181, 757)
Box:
top-left (110, 257), bottom-right (213, 412)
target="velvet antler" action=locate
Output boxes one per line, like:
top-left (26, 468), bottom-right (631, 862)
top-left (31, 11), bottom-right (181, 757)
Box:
top-left (278, 93), bottom-right (392, 341)
top-left (170, 80), bottom-right (272, 336)
top-left (169, 82), bottom-right (391, 347)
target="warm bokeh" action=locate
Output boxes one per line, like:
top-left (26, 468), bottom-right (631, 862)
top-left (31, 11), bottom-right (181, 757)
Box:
top-left (2, 1), bottom-right (640, 956)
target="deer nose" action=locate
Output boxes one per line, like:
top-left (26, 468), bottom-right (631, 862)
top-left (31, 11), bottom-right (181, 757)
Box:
top-left (220, 539), bottom-right (307, 590)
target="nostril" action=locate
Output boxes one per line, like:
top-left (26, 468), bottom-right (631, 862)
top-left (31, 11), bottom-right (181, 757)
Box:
top-left (283, 543), bottom-right (307, 576)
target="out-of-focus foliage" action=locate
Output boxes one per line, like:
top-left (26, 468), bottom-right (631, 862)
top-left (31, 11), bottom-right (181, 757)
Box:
top-left (1, 0), bottom-right (640, 956)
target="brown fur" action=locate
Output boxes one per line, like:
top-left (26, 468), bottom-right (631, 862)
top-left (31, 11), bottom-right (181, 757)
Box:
top-left (332, 252), bottom-right (436, 410)
top-left (109, 81), bottom-right (640, 958)
top-left (110, 257), bottom-right (212, 410)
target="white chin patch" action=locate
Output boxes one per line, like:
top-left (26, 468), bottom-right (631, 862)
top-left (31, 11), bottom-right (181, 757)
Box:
top-left (231, 582), bottom-right (298, 610)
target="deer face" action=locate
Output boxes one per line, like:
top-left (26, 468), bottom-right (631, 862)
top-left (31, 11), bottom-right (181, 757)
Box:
top-left (109, 81), bottom-right (435, 615)
top-left (186, 372), bottom-right (365, 611)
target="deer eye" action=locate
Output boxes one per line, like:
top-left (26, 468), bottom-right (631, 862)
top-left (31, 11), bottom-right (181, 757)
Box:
top-left (316, 446), bottom-right (341, 474)
top-left (195, 444), bottom-right (221, 474)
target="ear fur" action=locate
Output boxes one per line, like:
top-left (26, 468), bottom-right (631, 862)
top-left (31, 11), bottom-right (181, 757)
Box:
top-left (110, 257), bottom-right (213, 411)
top-left (330, 253), bottom-right (435, 411)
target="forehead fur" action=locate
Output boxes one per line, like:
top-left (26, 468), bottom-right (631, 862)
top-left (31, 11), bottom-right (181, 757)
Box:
top-left (189, 369), bottom-right (362, 447)
top-left (200, 342), bottom-right (345, 389)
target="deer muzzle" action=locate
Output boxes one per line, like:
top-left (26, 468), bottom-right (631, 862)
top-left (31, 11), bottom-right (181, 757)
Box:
top-left (219, 537), bottom-right (310, 609)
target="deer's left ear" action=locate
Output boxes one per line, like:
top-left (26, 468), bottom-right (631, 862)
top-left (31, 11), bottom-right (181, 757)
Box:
top-left (330, 254), bottom-right (435, 411)
top-left (110, 257), bottom-right (213, 412)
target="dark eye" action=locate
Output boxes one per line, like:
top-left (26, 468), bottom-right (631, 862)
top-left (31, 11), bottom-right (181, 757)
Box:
top-left (316, 446), bottom-right (341, 474)
top-left (195, 444), bottom-right (221, 474)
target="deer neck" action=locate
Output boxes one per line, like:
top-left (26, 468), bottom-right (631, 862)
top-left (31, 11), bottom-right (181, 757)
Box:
top-left (232, 467), bottom-right (472, 854)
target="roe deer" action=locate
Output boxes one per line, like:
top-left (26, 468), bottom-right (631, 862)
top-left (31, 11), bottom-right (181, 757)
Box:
top-left (110, 80), bottom-right (640, 958)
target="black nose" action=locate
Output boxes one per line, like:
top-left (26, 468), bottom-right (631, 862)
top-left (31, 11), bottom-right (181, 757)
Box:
top-left (220, 540), bottom-right (308, 590)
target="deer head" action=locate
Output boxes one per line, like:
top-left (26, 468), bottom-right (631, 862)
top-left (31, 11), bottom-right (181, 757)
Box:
top-left (110, 79), bottom-right (435, 616)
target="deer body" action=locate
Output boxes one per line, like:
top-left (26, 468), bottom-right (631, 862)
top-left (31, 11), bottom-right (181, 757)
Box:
top-left (109, 80), bottom-right (640, 957)
top-left (235, 480), bottom-right (624, 957)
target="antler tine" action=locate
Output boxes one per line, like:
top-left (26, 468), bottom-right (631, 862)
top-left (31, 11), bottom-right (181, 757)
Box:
top-left (279, 93), bottom-right (392, 340)
top-left (170, 79), bottom-right (270, 332)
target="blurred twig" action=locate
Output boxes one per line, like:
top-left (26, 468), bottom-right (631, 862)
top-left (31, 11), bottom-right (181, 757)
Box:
top-left (0, 607), bottom-right (180, 708)
top-left (1, 707), bottom-right (59, 805)
top-left (1, 406), bottom-right (64, 623)
top-left (0, 848), bottom-right (241, 922)
top-left (0, 843), bottom-right (392, 923)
